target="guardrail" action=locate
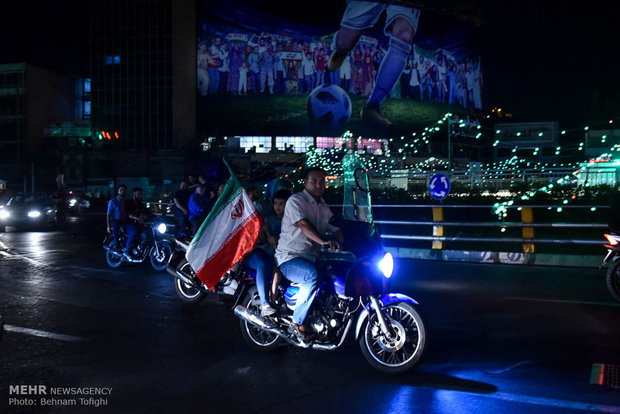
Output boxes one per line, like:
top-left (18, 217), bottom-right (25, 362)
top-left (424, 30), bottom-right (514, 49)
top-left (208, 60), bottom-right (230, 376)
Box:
top-left (371, 204), bottom-right (610, 252)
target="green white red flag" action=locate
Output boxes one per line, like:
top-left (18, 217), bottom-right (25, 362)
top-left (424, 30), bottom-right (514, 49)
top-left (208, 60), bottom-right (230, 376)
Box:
top-left (186, 173), bottom-right (261, 290)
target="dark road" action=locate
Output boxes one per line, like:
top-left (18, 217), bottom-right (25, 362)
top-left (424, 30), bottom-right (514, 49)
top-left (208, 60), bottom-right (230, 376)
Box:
top-left (1, 216), bottom-right (619, 413)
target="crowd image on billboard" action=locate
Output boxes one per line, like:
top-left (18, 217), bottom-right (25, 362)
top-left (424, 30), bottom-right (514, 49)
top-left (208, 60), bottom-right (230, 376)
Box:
top-left (197, 29), bottom-right (482, 111)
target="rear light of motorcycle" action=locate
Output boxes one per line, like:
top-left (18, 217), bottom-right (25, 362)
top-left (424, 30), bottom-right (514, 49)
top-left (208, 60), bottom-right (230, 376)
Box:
top-left (604, 233), bottom-right (620, 246)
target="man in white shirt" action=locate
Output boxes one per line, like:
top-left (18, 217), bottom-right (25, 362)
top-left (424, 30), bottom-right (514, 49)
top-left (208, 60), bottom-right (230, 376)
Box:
top-left (275, 167), bottom-right (343, 343)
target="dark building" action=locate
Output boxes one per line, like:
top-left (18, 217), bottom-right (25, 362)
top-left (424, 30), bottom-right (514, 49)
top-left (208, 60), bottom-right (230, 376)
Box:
top-left (89, 0), bottom-right (196, 151)
top-left (0, 63), bottom-right (87, 191)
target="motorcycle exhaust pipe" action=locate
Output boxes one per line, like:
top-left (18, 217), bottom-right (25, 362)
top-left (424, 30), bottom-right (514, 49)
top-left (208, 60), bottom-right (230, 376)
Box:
top-left (234, 306), bottom-right (279, 332)
top-left (168, 267), bottom-right (201, 289)
top-left (233, 306), bottom-right (312, 348)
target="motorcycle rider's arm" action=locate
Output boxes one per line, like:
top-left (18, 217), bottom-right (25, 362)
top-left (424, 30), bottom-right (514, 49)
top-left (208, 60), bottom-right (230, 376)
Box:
top-left (295, 219), bottom-right (340, 250)
top-left (106, 201), bottom-right (113, 233)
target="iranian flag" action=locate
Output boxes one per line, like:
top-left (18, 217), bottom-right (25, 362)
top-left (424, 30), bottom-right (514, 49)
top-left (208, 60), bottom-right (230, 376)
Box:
top-left (186, 173), bottom-right (262, 290)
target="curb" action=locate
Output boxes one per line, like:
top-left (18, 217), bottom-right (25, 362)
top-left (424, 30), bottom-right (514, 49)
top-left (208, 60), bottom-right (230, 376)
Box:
top-left (385, 246), bottom-right (603, 268)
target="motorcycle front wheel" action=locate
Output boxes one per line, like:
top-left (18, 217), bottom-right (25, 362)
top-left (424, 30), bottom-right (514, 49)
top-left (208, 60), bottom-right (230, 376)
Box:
top-left (606, 260), bottom-right (620, 302)
top-left (239, 287), bottom-right (282, 352)
top-left (359, 301), bottom-right (426, 374)
top-left (150, 242), bottom-right (173, 271)
top-left (105, 250), bottom-right (123, 268)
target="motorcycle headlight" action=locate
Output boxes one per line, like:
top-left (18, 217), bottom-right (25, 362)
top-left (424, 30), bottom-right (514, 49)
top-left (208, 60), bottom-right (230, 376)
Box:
top-left (378, 252), bottom-right (393, 278)
top-left (69, 199), bottom-right (77, 207)
top-left (28, 210), bottom-right (41, 218)
top-left (157, 223), bottom-right (167, 234)
top-left (0, 210), bottom-right (9, 219)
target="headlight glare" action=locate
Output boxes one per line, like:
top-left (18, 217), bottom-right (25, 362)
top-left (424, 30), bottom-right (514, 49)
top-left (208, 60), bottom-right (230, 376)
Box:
top-left (157, 223), bottom-right (167, 234)
top-left (378, 252), bottom-right (394, 278)
top-left (28, 210), bottom-right (41, 218)
top-left (0, 210), bottom-right (9, 219)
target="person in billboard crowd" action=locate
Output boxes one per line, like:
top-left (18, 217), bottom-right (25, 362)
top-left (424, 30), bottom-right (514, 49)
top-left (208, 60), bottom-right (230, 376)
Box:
top-left (197, 12), bottom-right (483, 111)
top-left (106, 184), bottom-right (127, 249)
top-left (217, 42), bottom-right (230, 95)
top-left (207, 37), bottom-right (223, 95)
top-left (197, 42), bottom-right (212, 96)
top-left (259, 43), bottom-right (276, 94)
top-left (123, 188), bottom-right (153, 259)
top-left (227, 42), bottom-right (244, 95)
top-left (275, 167), bottom-right (344, 343)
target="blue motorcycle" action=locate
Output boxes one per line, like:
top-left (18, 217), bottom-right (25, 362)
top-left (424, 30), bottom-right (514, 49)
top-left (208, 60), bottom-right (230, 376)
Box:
top-left (233, 156), bottom-right (427, 374)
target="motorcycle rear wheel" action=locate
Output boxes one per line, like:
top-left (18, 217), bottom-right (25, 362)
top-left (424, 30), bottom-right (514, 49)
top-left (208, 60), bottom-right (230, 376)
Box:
top-left (150, 242), bottom-right (173, 271)
top-left (606, 260), bottom-right (620, 302)
top-left (239, 288), bottom-right (282, 352)
top-left (359, 301), bottom-right (426, 374)
top-left (105, 250), bottom-right (123, 268)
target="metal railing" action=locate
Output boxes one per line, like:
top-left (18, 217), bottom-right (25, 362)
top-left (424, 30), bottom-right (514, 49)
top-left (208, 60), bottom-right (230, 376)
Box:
top-left (370, 204), bottom-right (610, 250)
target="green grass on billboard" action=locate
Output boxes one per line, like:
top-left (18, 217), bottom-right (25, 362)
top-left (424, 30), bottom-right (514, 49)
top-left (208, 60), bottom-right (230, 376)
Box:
top-left (198, 94), bottom-right (469, 138)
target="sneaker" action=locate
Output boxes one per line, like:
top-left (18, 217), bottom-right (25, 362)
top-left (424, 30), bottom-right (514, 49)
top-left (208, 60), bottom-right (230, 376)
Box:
top-left (360, 104), bottom-right (392, 127)
top-left (327, 50), bottom-right (347, 72)
top-left (261, 305), bottom-right (277, 317)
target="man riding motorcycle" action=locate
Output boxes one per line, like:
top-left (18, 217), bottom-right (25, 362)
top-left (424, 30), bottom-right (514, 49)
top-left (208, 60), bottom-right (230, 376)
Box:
top-left (275, 167), bottom-right (344, 344)
top-left (123, 187), bottom-right (154, 259)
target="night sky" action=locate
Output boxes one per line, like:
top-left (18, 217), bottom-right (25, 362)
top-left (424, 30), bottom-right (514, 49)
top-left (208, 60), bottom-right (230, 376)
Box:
top-left (1, 0), bottom-right (619, 128)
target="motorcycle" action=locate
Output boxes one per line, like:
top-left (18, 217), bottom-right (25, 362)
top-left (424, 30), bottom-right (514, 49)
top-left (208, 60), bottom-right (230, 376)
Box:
top-left (601, 232), bottom-right (620, 301)
top-left (169, 155), bottom-right (427, 374)
top-left (103, 220), bottom-right (175, 271)
top-left (167, 237), bottom-right (240, 304)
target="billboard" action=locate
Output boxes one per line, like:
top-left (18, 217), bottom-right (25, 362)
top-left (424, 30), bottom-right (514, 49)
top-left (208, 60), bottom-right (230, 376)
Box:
top-left (197, 0), bottom-right (483, 138)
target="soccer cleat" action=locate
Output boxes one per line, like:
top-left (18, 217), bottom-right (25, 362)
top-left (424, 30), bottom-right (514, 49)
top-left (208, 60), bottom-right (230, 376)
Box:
top-left (360, 104), bottom-right (392, 127)
top-left (327, 50), bottom-right (347, 72)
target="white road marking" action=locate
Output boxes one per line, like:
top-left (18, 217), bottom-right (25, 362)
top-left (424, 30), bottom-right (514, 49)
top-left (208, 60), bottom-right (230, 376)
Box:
top-left (3, 324), bottom-right (86, 342)
top-left (506, 296), bottom-right (620, 307)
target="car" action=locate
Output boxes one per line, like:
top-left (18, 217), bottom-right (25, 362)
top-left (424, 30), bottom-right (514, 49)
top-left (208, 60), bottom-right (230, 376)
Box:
top-left (0, 193), bottom-right (58, 232)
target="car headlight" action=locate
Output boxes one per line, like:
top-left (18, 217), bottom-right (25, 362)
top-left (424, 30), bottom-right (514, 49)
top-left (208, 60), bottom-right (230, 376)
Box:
top-left (157, 223), bottom-right (167, 234)
top-left (0, 210), bottom-right (9, 219)
top-left (378, 252), bottom-right (393, 278)
top-left (28, 210), bottom-right (41, 218)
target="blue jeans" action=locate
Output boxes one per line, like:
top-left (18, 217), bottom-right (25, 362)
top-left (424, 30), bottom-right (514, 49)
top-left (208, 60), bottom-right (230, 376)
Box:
top-left (174, 210), bottom-right (188, 236)
top-left (279, 258), bottom-right (320, 325)
top-left (245, 249), bottom-right (274, 307)
top-left (124, 222), bottom-right (142, 253)
top-left (110, 219), bottom-right (121, 248)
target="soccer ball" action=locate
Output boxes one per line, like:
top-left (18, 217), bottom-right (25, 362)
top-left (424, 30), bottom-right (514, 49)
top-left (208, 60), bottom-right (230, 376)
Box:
top-left (307, 84), bottom-right (351, 127)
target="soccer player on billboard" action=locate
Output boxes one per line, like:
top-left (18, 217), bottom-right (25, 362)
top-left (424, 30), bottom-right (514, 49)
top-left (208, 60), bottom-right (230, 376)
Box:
top-left (328, 2), bottom-right (421, 127)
